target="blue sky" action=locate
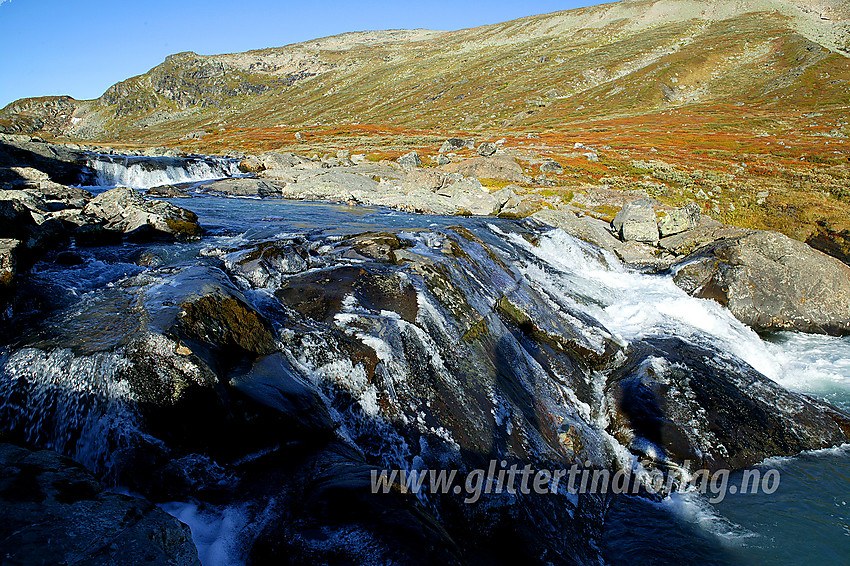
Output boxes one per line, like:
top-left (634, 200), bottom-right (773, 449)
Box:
top-left (0, 0), bottom-right (604, 108)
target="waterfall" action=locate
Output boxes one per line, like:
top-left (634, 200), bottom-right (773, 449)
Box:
top-left (86, 154), bottom-right (242, 189)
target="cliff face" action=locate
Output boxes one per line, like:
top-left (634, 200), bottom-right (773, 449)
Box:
top-left (2, 0), bottom-right (848, 142)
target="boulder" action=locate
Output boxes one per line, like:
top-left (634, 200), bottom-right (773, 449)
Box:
top-left (147, 184), bottom-right (192, 198)
top-left (0, 443), bottom-right (200, 566)
top-left (200, 178), bottom-right (283, 198)
top-left (673, 230), bottom-right (850, 335)
top-left (438, 138), bottom-right (473, 153)
top-left (238, 155), bottom-right (264, 173)
top-left (607, 337), bottom-right (850, 472)
top-left (83, 187), bottom-right (202, 239)
top-left (397, 151), bottom-right (422, 168)
top-left (260, 151), bottom-right (308, 169)
top-left (436, 154), bottom-right (451, 166)
top-left (612, 199), bottom-right (659, 244)
top-left (539, 160), bottom-right (563, 174)
top-left (657, 203), bottom-right (700, 237)
top-left (477, 142), bottom-right (497, 157)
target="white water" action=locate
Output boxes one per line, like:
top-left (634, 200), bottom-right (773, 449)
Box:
top-left (503, 227), bottom-right (850, 398)
top-left (87, 154), bottom-right (241, 189)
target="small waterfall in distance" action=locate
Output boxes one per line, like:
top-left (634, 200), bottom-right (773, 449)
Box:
top-left (86, 153), bottom-right (242, 189)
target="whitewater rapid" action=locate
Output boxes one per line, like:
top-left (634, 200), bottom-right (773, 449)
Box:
top-left (86, 154), bottom-right (241, 189)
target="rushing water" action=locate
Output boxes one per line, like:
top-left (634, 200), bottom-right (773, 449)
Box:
top-left (86, 153), bottom-right (242, 189)
top-left (2, 156), bottom-right (849, 564)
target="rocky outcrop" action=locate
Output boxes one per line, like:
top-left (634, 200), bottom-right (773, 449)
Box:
top-left (84, 187), bottom-right (202, 239)
top-left (0, 443), bottom-right (199, 565)
top-left (612, 199), bottom-right (659, 244)
top-left (0, 238), bottom-right (20, 288)
top-left (673, 231), bottom-right (850, 335)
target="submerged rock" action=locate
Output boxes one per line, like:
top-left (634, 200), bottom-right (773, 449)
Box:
top-left (673, 230), bottom-right (850, 335)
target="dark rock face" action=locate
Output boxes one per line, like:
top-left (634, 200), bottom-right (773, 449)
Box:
top-left (673, 231), bottom-right (850, 335)
top-left (0, 443), bottom-right (199, 566)
top-left (607, 337), bottom-right (850, 472)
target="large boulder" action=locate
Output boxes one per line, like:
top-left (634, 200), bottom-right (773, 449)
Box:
top-left (0, 443), bottom-right (200, 566)
top-left (673, 230), bottom-right (850, 335)
top-left (441, 156), bottom-right (526, 183)
top-left (83, 187), bottom-right (202, 239)
top-left (397, 151), bottom-right (422, 168)
top-left (611, 199), bottom-right (659, 244)
top-left (656, 203), bottom-right (700, 237)
top-left (477, 142), bottom-right (498, 157)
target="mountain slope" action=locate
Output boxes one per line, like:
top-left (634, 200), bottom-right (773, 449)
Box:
top-left (2, 0), bottom-right (848, 142)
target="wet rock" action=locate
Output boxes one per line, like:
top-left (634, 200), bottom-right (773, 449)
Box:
top-left (147, 184), bottom-right (192, 198)
top-left (347, 231), bottom-right (412, 262)
top-left (607, 337), bottom-right (850, 471)
top-left (179, 293), bottom-right (278, 359)
top-left (477, 142), bottom-right (498, 156)
top-left (612, 198), bottom-right (659, 244)
top-left (227, 240), bottom-right (311, 287)
top-left (672, 230), bottom-right (850, 335)
top-left (656, 203), bottom-right (700, 237)
top-left (397, 151), bottom-right (422, 168)
top-left (277, 265), bottom-right (419, 324)
top-left (0, 443), bottom-right (200, 566)
top-left (83, 187), bottom-right (202, 239)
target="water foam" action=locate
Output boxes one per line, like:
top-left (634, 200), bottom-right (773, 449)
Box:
top-left (88, 154), bottom-right (241, 189)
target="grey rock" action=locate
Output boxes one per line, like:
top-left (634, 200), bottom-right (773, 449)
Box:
top-left (539, 160), bottom-right (563, 173)
top-left (202, 178), bottom-right (284, 198)
top-left (436, 154), bottom-right (451, 166)
top-left (397, 151), bottom-right (422, 168)
top-left (612, 199), bottom-right (659, 244)
top-left (477, 142), bottom-right (497, 157)
top-left (657, 203), bottom-right (700, 237)
top-left (438, 138), bottom-right (473, 153)
top-left (673, 230), bottom-right (850, 335)
top-left (0, 238), bottom-right (20, 287)
top-left (262, 152), bottom-right (309, 169)
top-left (442, 156), bottom-right (526, 183)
